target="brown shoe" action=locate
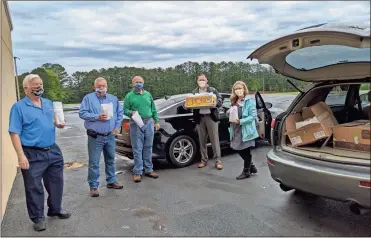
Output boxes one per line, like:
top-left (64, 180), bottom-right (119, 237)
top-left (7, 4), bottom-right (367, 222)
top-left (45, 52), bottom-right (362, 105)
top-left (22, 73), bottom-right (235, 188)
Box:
top-left (90, 188), bottom-right (99, 197)
top-left (145, 172), bottom-right (159, 179)
top-left (215, 162), bottom-right (223, 170)
top-left (198, 162), bottom-right (207, 168)
top-left (133, 175), bottom-right (142, 183)
top-left (107, 182), bottom-right (123, 189)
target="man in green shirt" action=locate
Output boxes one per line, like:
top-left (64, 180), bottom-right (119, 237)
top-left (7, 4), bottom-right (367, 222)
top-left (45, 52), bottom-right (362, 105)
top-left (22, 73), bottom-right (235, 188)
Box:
top-left (124, 76), bottom-right (160, 183)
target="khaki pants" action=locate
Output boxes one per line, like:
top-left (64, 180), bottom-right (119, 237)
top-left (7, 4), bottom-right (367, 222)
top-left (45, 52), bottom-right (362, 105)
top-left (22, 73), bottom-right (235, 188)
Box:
top-left (197, 115), bottom-right (221, 163)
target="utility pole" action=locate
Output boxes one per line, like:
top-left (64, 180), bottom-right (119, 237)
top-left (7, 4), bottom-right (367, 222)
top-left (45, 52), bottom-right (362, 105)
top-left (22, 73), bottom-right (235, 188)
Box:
top-left (13, 57), bottom-right (21, 101)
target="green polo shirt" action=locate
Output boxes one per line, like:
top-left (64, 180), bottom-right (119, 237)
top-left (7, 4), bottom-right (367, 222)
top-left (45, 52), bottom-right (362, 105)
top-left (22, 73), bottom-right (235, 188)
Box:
top-left (124, 90), bottom-right (159, 123)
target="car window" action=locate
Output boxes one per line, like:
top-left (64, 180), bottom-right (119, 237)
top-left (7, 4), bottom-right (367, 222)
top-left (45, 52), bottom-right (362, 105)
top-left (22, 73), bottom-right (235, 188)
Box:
top-left (286, 45), bottom-right (370, 71)
top-left (358, 88), bottom-right (370, 109)
top-left (160, 103), bottom-right (178, 116)
top-left (160, 101), bottom-right (193, 116)
top-left (325, 86), bottom-right (349, 106)
top-left (154, 98), bottom-right (178, 112)
top-left (222, 97), bottom-right (231, 109)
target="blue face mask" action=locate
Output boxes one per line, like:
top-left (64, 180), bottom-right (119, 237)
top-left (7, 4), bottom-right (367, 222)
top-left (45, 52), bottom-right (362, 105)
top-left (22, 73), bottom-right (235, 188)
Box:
top-left (134, 82), bottom-right (144, 91)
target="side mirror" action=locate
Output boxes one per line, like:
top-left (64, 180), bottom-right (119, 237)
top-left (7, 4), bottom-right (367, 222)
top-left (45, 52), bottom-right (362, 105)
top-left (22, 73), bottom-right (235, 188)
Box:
top-left (265, 102), bottom-right (273, 109)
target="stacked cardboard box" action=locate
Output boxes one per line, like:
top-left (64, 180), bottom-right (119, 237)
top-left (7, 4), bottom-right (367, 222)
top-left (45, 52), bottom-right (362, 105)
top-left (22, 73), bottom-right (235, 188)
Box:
top-left (333, 120), bottom-right (370, 153)
top-left (285, 102), bottom-right (371, 153)
top-left (285, 102), bottom-right (338, 147)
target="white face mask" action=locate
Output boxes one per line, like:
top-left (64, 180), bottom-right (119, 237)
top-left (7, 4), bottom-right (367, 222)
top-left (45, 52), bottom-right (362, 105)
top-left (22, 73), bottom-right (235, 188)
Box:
top-left (235, 89), bottom-right (244, 97)
top-left (95, 87), bottom-right (107, 95)
top-left (198, 81), bottom-right (206, 88)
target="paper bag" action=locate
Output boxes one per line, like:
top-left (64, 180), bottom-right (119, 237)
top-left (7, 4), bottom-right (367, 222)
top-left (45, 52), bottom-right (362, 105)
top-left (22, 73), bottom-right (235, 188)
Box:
top-left (229, 106), bottom-right (239, 122)
top-left (53, 102), bottom-right (65, 124)
top-left (132, 111), bottom-right (144, 128)
top-left (101, 103), bottom-right (114, 120)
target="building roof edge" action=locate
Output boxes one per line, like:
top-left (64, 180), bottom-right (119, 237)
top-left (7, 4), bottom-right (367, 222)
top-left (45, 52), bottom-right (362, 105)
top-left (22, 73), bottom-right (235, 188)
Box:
top-left (3, 1), bottom-right (13, 31)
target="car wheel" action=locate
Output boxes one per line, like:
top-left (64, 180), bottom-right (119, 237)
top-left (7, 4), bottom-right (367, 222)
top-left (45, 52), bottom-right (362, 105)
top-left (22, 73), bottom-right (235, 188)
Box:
top-left (167, 135), bottom-right (197, 168)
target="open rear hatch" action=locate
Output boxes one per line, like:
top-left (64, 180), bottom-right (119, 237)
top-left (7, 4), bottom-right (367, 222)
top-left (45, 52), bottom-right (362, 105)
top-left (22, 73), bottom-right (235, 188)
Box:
top-left (247, 23), bottom-right (370, 82)
top-left (248, 23), bottom-right (371, 166)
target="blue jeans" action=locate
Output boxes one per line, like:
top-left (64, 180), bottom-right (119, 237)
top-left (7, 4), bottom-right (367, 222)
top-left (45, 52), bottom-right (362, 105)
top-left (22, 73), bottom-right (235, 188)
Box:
top-left (87, 134), bottom-right (117, 188)
top-left (130, 119), bottom-right (154, 176)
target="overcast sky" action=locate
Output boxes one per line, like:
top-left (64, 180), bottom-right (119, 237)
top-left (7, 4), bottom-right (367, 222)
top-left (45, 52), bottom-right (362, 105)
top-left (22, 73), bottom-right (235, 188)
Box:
top-left (8, 1), bottom-right (371, 74)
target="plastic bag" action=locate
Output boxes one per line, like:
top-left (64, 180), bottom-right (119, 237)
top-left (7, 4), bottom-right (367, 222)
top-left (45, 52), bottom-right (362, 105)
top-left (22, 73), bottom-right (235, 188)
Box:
top-left (132, 111), bottom-right (144, 128)
top-left (229, 106), bottom-right (239, 122)
top-left (101, 103), bottom-right (114, 120)
top-left (53, 102), bottom-right (65, 124)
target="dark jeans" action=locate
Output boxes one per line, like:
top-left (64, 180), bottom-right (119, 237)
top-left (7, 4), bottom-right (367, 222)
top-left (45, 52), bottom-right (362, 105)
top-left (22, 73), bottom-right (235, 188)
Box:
top-left (21, 144), bottom-right (64, 223)
top-left (236, 147), bottom-right (253, 169)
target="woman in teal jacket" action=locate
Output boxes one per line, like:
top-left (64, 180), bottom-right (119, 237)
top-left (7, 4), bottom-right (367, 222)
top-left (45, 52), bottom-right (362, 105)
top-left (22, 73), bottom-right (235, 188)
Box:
top-left (228, 81), bottom-right (259, 180)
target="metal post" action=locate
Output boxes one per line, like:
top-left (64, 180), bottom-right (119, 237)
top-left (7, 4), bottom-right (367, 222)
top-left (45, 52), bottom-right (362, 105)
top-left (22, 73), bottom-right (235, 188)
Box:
top-left (13, 57), bottom-right (21, 101)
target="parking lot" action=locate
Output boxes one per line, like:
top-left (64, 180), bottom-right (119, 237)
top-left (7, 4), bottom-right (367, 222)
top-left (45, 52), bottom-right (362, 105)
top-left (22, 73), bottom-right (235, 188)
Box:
top-left (1, 94), bottom-right (371, 237)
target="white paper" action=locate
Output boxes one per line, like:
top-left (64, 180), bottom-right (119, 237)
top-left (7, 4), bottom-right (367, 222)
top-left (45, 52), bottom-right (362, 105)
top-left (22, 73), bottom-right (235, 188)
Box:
top-left (313, 131), bottom-right (326, 139)
top-left (290, 136), bottom-right (303, 145)
top-left (53, 102), bottom-right (65, 124)
top-left (132, 111), bottom-right (144, 128)
top-left (295, 116), bottom-right (320, 129)
top-left (101, 103), bottom-right (114, 120)
top-left (228, 106), bottom-right (239, 122)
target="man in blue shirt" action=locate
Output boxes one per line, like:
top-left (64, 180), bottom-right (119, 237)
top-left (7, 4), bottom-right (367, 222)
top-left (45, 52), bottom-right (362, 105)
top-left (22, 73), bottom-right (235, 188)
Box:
top-left (79, 77), bottom-right (124, 197)
top-left (9, 74), bottom-right (71, 232)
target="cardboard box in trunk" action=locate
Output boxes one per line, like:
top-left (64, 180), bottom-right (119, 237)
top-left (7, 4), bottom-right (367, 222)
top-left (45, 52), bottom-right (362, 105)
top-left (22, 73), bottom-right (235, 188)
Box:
top-left (333, 120), bottom-right (371, 153)
top-left (285, 102), bottom-right (338, 147)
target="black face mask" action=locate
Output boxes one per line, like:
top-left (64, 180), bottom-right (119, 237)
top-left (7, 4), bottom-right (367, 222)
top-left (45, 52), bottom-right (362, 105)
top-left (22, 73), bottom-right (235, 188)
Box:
top-left (31, 88), bottom-right (44, 97)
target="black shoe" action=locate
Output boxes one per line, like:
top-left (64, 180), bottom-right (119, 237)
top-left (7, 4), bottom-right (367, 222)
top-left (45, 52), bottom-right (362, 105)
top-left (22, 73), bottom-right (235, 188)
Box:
top-left (250, 164), bottom-right (258, 174)
top-left (236, 169), bottom-right (251, 180)
top-left (33, 221), bottom-right (46, 232)
top-left (47, 210), bottom-right (71, 219)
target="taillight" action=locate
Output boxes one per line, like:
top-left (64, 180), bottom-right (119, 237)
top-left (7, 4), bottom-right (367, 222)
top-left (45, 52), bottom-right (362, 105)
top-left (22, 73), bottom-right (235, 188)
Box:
top-left (359, 181), bottom-right (371, 188)
top-left (267, 158), bottom-right (275, 166)
top-left (271, 119), bottom-right (276, 129)
top-left (122, 120), bottom-right (130, 132)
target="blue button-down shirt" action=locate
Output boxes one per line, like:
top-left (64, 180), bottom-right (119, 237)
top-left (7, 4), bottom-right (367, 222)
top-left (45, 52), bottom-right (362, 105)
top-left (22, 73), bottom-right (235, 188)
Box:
top-left (9, 96), bottom-right (56, 148)
top-left (79, 92), bottom-right (124, 134)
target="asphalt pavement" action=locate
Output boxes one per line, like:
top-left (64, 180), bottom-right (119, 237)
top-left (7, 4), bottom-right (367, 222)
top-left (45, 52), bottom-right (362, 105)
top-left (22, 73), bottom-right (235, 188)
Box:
top-left (1, 95), bottom-right (371, 237)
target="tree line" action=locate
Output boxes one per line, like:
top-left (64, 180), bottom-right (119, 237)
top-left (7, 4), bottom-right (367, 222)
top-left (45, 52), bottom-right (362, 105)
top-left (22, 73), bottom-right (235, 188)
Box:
top-left (17, 61), bottom-right (311, 104)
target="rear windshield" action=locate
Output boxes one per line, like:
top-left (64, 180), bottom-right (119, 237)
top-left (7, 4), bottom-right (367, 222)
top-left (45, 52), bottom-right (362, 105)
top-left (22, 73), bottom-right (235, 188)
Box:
top-left (286, 45), bottom-right (370, 71)
top-left (154, 98), bottom-right (176, 111)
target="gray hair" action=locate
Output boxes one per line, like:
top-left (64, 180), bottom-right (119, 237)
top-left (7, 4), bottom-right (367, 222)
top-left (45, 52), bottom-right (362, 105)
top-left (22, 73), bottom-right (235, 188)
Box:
top-left (94, 77), bottom-right (107, 85)
top-left (23, 74), bottom-right (42, 88)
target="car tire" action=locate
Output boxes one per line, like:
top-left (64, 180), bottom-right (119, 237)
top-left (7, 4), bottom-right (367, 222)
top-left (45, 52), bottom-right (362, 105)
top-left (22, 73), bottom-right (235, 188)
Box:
top-left (167, 135), bottom-right (197, 168)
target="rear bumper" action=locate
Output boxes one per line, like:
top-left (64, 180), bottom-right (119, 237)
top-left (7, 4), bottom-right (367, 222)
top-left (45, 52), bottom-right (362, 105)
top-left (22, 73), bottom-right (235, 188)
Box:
top-left (267, 149), bottom-right (370, 208)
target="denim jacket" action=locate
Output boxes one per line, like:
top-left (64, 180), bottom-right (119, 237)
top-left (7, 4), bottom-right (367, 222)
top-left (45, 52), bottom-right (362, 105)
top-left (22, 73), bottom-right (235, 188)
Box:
top-left (229, 96), bottom-right (259, 142)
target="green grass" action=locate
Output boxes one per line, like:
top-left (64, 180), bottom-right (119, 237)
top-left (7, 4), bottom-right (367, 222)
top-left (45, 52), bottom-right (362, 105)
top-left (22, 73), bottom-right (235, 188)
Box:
top-left (64, 103), bottom-right (80, 106)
